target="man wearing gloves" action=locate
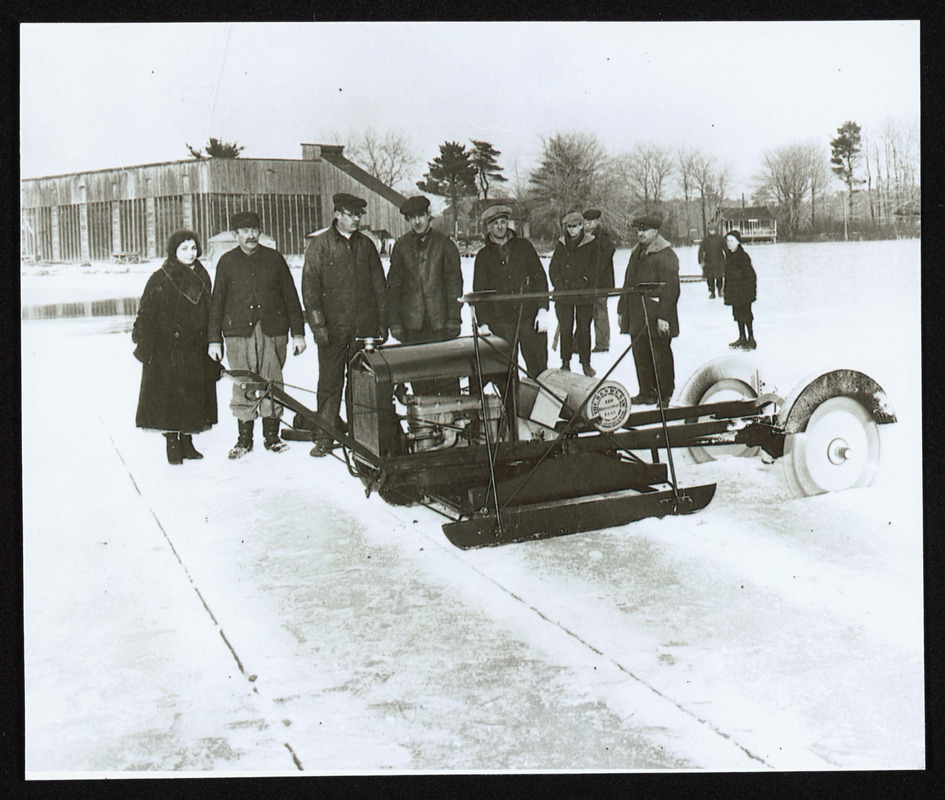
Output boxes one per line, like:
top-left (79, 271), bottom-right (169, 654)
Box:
top-left (386, 195), bottom-right (464, 395)
top-left (472, 204), bottom-right (550, 378)
top-left (302, 192), bottom-right (388, 457)
top-left (208, 211), bottom-right (306, 458)
top-left (616, 211), bottom-right (680, 407)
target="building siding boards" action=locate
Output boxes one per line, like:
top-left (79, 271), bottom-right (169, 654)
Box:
top-left (21, 146), bottom-right (408, 262)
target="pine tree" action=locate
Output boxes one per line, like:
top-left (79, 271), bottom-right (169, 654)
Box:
top-left (417, 142), bottom-right (477, 236)
top-left (469, 140), bottom-right (508, 200)
top-left (830, 121), bottom-right (864, 227)
top-left (185, 138), bottom-right (244, 159)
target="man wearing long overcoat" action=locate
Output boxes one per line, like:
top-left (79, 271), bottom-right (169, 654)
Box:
top-left (302, 192), bottom-right (388, 457)
top-left (617, 211), bottom-right (680, 406)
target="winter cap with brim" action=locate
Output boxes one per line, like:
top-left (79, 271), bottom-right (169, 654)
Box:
top-left (333, 192), bottom-right (367, 212)
top-left (562, 211), bottom-right (585, 226)
top-left (632, 212), bottom-right (663, 230)
top-left (582, 209), bottom-right (602, 220)
top-left (481, 204), bottom-right (512, 225)
top-left (399, 195), bottom-right (431, 217)
top-left (726, 229), bottom-right (744, 242)
top-left (230, 211), bottom-right (261, 230)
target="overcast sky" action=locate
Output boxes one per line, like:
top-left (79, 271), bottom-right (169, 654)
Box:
top-left (20, 21), bottom-right (919, 198)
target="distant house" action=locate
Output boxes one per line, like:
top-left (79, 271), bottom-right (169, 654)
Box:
top-left (719, 206), bottom-right (778, 243)
top-left (20, 143), bottom-right (407, 264)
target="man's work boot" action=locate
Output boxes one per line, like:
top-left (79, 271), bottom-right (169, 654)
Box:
top-left (228, 419), bottom-right (254, 459)
top-left (728, 337), bottom-right (747, 349)
top-left (263, 417), bottom-right (289, 453)
top-left (310, 438), bottom-right (332, 458)
top-left (582, 362), bottom-right (597, 377)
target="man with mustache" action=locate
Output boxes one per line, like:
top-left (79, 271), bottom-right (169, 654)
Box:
top-left (208, 210), bottom-right (306, 458)
top-left (385, 194), bottom-right (463, 395)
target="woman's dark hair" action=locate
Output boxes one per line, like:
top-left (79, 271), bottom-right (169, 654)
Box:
top-left (725, 229), bottom-right (744, 243)
top-left (166, 229), bottom-right (203, 261)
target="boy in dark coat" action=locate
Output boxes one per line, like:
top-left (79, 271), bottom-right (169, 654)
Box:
top-left (208, 211), bottom-right (306, 458)
top-left (723, 230), bottom-right (758, 349)
top-left (616, 211), bottom-right (680, 406)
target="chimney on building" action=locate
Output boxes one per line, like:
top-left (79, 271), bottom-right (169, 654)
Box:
top-left (301, 143), bottom-right (322, 161)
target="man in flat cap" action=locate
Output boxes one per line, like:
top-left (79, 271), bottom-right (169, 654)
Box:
top-left (472, 204), bottom-right (550, 378)
top-left (616, 211), bottom-right (680, 406)
top-left (549, 211), bottom-right (600, 376)
top-left (208, 210), bottom-right (307, 457)
top-left (386, 195), bottom-right (464, 395)
top-left (583, 209), bottom-right (616, 352)
top-left (302, 192), bottom-right (388, 457)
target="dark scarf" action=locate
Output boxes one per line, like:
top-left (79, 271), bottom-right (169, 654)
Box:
top-left (160, 258), bottom-right (209, 305)
top-left (565, 230), bottom-right (585, 251)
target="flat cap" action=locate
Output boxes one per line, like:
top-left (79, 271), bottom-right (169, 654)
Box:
top-left (481, 204), bottom-right (512, 225)
top-left (562, 211), bottom-right (585, 226)
top-left (230, 210), bottom-right (261, 230)
top-left (399, 195), bottom-right (431, 217)
top-left (582, 209), bottom-right (602, 220)
top-left (632, 211), bottom-right (664, 230)
top-left (333, 192), bottom-right (367, 212)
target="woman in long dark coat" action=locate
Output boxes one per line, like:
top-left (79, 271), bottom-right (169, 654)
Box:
top-left (723, 229), bottom-right (758, 350)
top-left (133, 230), bottom-right (220, 463)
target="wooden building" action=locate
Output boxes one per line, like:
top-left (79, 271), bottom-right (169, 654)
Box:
top-left (20, 144), bottom-right (408, 264)
top-left (719, 206), bottom-right (778, 243)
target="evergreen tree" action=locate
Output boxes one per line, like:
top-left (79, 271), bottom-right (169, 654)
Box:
top-left (469, 140), bottom-right (508, 200)
top-left (417, 141), bottom-right (477, 236)
top-left (529, 132), bottom-right (606, 239)
top-left (185, 137), bottom-right (244, 159)
top-left (830, 121), bottom-right (864, 225)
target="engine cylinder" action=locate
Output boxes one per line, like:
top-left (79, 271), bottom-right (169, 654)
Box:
top-left (536, 369), bottom-right (632, 432)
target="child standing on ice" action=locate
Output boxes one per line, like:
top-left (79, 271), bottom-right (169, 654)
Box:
top-left (723, 230), bottom-right (757, 350)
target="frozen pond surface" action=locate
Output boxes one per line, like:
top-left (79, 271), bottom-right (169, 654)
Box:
top-left (21, 239), bottom-right (924, 775)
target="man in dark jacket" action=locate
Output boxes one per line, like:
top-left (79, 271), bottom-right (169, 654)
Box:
top-left (472, 204), bottom-right (550, 378)
top-left (698, 223), bottom-right (727, 299)
top-left (387, 195), bottom-right (463, 394)
top-left (208, 211), bottom-right (306, 458)
top-left (616, 211), bottom-right (680, 406)
top-left (302, 192), bottom-right (388, 457)
top-left (550, 211), bottom-right (599, 376)
top-left (583, 209), bottom-right (616, 352)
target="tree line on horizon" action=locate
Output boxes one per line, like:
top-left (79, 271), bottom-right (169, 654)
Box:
top-left (184, 116), bottom-right (919, 245)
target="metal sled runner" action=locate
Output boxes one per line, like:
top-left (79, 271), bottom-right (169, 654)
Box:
top-left (226, 287), bottom-right (897, 549)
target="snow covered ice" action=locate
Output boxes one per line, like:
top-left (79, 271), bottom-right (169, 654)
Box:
top-left (21, 238), bottom-right (924, 774)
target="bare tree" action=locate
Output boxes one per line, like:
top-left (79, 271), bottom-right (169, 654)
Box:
top-left (756, 143), bottom-right (818, 239)
top-left (807, 144), bottom-right (830, 231)
top-left (689, 152), bottom-right (729, 234)
top-left (345, 127), bottom-right (419, 194)
top-left (617, 142), bottom-right (675, 212)
top-left (676, 148), bottom-right (698, 239)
